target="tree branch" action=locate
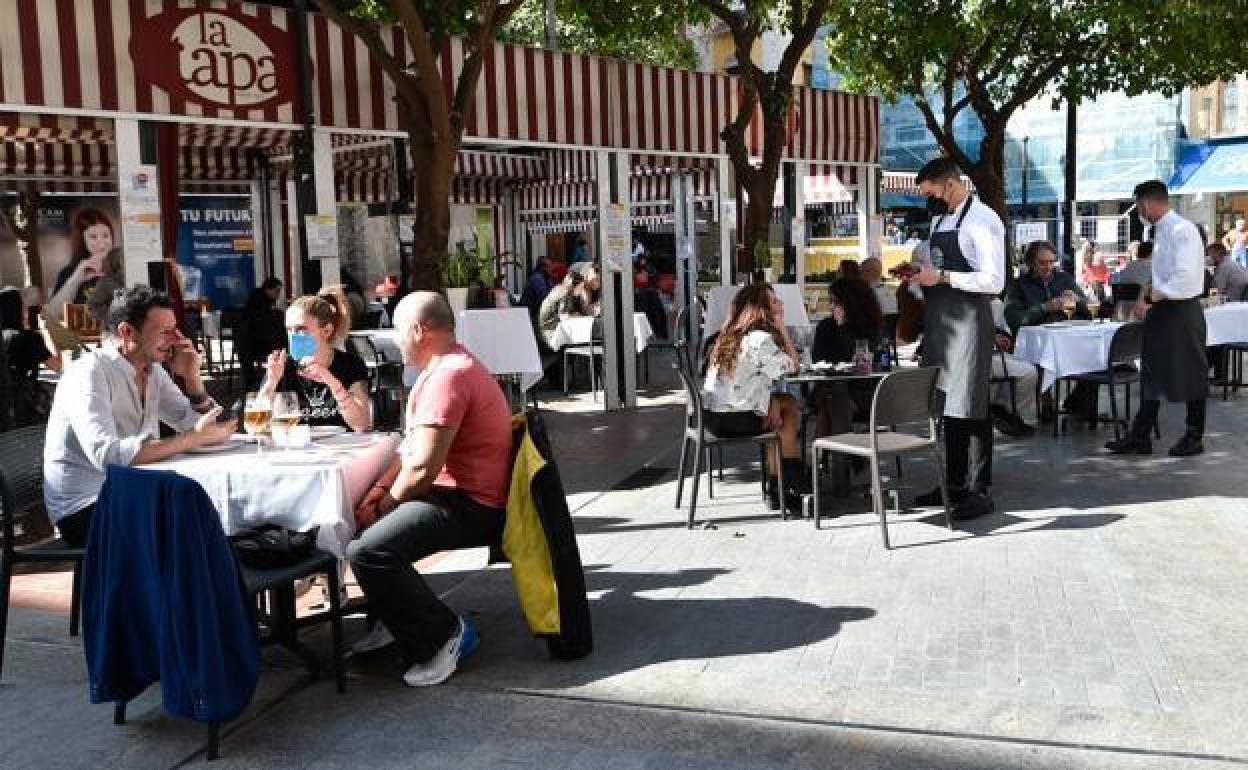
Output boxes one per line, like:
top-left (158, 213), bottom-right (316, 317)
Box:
top-left (314, 1), bottom-right (408, 89)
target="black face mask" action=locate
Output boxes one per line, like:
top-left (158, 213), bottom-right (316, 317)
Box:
top-left (926, 195), bottom-right (950, 217)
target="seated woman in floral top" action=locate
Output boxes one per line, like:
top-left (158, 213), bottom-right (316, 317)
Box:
top-left (702, 283), bottom-right (804, 514)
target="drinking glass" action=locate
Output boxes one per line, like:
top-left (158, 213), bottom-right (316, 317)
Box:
top-left (270, 391), bottom-right (301, 448)
top-left (242, 392), bottom-right (272, 453)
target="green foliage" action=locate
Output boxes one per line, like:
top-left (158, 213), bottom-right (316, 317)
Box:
top-left (501, 2), bottom-right (700, 69)
top-left (753, 240), bottom-right (771, 269)
top-left (439, 239), bottom-right (496, 288)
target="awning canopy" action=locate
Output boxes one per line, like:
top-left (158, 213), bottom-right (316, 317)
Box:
top-left (1169, 140), bottom-right (1248, 195)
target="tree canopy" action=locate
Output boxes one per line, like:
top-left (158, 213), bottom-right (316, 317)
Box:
top-left (500, 2), bottom-right (699, 69)
top-left (826, 0), bottom-right (1248, 219)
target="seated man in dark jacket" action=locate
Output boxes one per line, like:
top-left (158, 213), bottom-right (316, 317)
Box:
top-left (1005, 240), bottom-right (1096, 421)
top-left (1004, 240), bottom-right (1091, 333)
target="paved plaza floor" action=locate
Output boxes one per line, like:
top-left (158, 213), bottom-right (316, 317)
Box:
top-left (3, 362), bottom-right (1248, 768)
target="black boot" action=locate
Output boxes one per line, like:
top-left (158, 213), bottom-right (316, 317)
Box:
top-left (781, 459), bottom-right (809, 516)
top-left (1104, 434), bottom-right (1152, 455)
top-left (766, 476), bottom-right (781, 511)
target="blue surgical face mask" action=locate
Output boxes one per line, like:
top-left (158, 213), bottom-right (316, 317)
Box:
top-left (288, 331), bottom-right (317, 361)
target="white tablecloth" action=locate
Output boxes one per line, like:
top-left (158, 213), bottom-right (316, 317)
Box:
top-left (1014, 321), bottom-right (1123, 390)
top-left (548, 313), bottom-right (653, 354)
top-left (352, 309), bottom-right (545, 390)
top-left (705, 283), bottom-right (811, 333)
top-left (457, 308), bottom-right (545, 390)
top-left (151, 433), bottom-right (400, 557)
top-left (1204, 302), bottom-right (1248, 346)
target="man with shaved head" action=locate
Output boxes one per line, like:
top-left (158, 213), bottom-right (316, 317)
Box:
top-left (347, 291), bottom-right (513, 687)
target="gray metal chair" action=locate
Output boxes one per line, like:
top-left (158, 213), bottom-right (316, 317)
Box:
top-left (346, 334), bottom-right (405, 430)
top-left (563, 316), bottom-right (606, 400)
top-left (673, 344), bottom-right (784, 529)
top-left (0, 424), bottom-right (84, 679)
top-left (1060, 321), bottom-right (1151, 441)
top-left (810, 367), bottom-right (952, 549)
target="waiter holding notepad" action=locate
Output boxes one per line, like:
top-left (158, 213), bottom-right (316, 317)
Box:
top-left (1105, 180), bottom-right (1208, 457)
top-left (909, 157), bottom-right (1005, 521)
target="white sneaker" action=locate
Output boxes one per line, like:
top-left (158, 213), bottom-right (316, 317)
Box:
top-left (402, 617), bottom-right (479, 687)
top-left (349, 621), bottom-right (395, 655)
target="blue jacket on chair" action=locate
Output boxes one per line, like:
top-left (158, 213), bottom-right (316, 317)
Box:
top-left (83, 466), bottom-right (260, 723)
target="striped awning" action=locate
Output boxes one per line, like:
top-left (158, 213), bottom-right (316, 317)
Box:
top-left (456, 149), bottom-right (545, 180)
top-left (882, 170), bottom-right (975, 195)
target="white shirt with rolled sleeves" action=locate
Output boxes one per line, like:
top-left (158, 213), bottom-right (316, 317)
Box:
top-left (1150, 210), bottom-right (1206, 300)
top-left (914, 196), bottom-right (1006, 295)
top-left (43, 344), bottom-right (206, 523)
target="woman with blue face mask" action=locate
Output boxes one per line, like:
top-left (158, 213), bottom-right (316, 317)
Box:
top-left (258, 286), bottom-right (372, 432)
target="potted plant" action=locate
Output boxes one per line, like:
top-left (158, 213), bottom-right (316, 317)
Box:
top-left (439, 238), bottom-right (496, 316)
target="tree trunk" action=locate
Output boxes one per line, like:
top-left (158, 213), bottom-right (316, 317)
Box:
top-left (408, 140), bottom-right (456, 291)
top-left (965, 122), bottom-right (1012, 265)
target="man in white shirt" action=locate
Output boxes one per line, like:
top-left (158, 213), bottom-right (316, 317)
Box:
top-left (910, 157), bottom-right (1006, 521)
top-left (860, 257), bottom-right (899, 316)
top-left (43, 286), bottom-right (237, 546)
top-left (1106, 180), bottom-right (1207, 457)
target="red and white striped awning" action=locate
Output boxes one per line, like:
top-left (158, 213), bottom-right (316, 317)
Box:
top-left (1, 1), bottom-right (877, 163)
top-left (767, 164), bottom-right (862, 208)
top-left (456, 149), bottom-right (545, 180)
top-left (882, 170), bottom-right (975, 195)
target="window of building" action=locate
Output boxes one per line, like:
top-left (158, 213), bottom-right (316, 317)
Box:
top-left (1197, 97), bottom-right (1213, 136)
top-left (1222, 80), bottom-right (1239, 134)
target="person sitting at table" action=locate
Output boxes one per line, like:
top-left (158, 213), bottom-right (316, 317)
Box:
top-left (520, 256), bottom-right (555, 321)
top-left (0, 286), bottom-right (60, 376)
top-left (989, 298), bottom-right (1038, 438)
top-left (42, 286), bottom-right (237, 547)
top-left (702, 283), bottom-right (804, 514)
top-left (537, 270), bottom-right (589, 348)
top-left (258, 287), bottom-right (372, 433)
top-left (575, 263), bottom-right (602, 315)
top-left (347, 291), bottom-right (512, 687)
top-left (1004, 240), bottom-right (1091, 332)
top-left (1113, 241), bottom-right (1153, 286)
top-left (810, 278), bottom-right (882, 440)
top-left (1208, 242), bottom-right (1248, 300)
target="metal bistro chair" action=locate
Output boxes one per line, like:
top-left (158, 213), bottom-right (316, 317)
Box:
top-left (562, 316), bottom-right (606, 401)
top-left (1060, 321), bottom-right (1151, 442)
top-left (346, 334), bottom-right (405, 431)
top-left (672, 343), bottom-right (785, 529)
top-left (0, 425), bottom-right (85, 680)
top-left (1219, 285), bottom-right (1248, 400)
top-left (810, 367), bottom-right (952, 549)
top-left (989, 339), bottom-right (1019, 418)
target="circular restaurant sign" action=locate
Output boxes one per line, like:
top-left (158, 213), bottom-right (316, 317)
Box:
top-left (130, 7), bottom-right (296, 111)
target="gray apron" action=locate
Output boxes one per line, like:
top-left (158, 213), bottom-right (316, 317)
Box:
top-left (1141, 297), bottom-right (1207, 402)
top-left (920, 198), bottom-right (994, 420)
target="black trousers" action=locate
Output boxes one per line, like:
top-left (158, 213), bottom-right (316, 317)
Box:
top-left (1130, 399), bottom-right (1206, 439)
top-left (346, 490), bottom-right (505, 664)
top-left (57, 505), bottom-right (95, 548)
top-left (944, 416), bottom-right (993, 494)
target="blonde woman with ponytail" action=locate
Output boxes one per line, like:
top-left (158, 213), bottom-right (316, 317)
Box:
top-left (259, 286), bottom-right (372, 432)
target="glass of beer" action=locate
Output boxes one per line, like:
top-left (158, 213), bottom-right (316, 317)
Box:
top-left (242, 392), bottom-right (272, 453)
top-left (270, 392), bottom-right (301, 448)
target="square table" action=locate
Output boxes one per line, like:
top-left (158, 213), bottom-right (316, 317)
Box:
top-left (150, 432), bottom-right (400, 557)
top-left (1204, 302), bottom-right (1248, 346)
top-left (1013, 321), bottom-right (1123, 391)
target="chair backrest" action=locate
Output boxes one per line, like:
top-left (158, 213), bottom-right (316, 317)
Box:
top-left (671, 343), bottom-right (705, 426)
top-left (1108, 321), bottom-right (1144, 367)
top-left (868, 367), bottom-right (941, 433)
top-left (590, 315), bottom-right (604, 344)
top-left (0, 424), bottom-right (47, 555)
top-left (345, 335), bottom-right (382, 393)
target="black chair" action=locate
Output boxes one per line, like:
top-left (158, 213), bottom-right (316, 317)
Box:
top-left (346, 334), bottom-right (405, 430)
top-left (989, 339), bottom-right (1019, 418)
top-left (810, 367), bottom-right (952, 548)
top-left (1059, 322), bottom-right (1152, 442)
top-left (672, 343), bottom-right (784, 529)
top-left (0, 425), bottom-right (84, 680)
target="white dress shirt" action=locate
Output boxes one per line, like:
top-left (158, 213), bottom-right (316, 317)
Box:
top-left (702, 330), bottom-right (795, 416)
top-left (1150, 211), bottom-right (1206, 300)
top-left (43, 345), bottom-right (204, 523)
top-left (914, 196), bottom-right (1006, 295)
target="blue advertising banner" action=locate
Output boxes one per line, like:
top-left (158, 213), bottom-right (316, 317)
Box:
top-left (177, 196), bottom-right (256, 309)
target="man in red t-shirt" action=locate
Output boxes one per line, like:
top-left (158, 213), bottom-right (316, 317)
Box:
top-left (347, 292), bottom-right (513, 687)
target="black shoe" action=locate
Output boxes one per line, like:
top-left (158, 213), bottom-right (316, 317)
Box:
top-left (766, 477), bottom-right (781, 511)
top-left (992, 406), bottom-right (1034, 438)
top-left (951, 492), bottom-right (994, 521)
top-left (914, 486), bottom-right (965, 508)
top-left (781, 459), bottom-right (812, 495)
top-left (1168, 433), bottom-right (1204, 458)
top-left (1104, 436), bottom-right (1152, 455)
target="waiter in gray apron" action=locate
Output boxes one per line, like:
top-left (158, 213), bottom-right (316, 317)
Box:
top-left (910, 158), bottom-right (1006, 521)
top-left (1106, 180), bottom-right (1208, 457)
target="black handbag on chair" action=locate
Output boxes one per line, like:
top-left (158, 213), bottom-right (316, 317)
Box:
top-left (230, 525), bottom-right (319, 569)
